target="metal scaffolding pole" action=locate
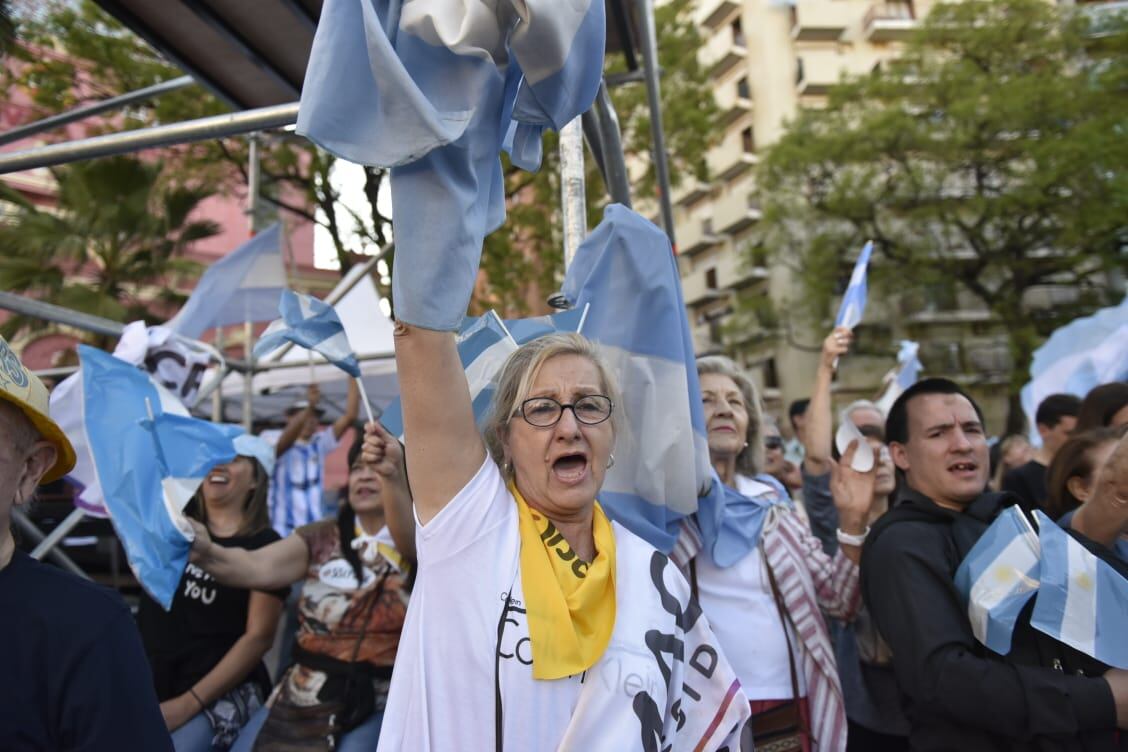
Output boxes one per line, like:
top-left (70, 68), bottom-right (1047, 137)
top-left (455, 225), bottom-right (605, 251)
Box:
top-left (0, 76), bottom-right (196, 148)
top-left (0, 102), bottom-right (299, 175)
top-left (243, 134), bottom-right (262, 432)
top-left (635, 0), bottom-right (677, 248)
top-left (0, 291), bottom-right (124, 339)
top-left (582, 81), bottom-right (632, 208)
top-left (559, 117), bottom-right (588, 268)
top-left (11, 510), bottom-right (89, 579)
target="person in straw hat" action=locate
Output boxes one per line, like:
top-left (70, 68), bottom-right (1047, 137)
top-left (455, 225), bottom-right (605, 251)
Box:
top-left (0, 335), bottom-right (173, 751)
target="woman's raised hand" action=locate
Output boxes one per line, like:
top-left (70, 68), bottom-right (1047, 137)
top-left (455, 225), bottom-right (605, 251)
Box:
top-left (820, 326), bottom-right (854, 371)
top-left (187, 518), bottom-right (212, 563)
top-left (362, 421), bottom-right (405, 481)
top-left (830, 439), bottom-right (876, 536)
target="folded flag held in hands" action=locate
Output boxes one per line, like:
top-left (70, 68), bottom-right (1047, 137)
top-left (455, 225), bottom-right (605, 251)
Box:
top-left (954, 505), bottom-right (1042, 655)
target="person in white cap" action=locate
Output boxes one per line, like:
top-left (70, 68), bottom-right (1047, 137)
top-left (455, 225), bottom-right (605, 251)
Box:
top-left (136, 433), bottom-right (288, 752)
top-left (0, 335), bottom-right (172, 751)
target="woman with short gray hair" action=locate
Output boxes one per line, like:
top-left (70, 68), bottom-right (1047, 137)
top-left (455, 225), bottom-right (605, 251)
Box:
top-left (377, 327), bottom-right (751, 751)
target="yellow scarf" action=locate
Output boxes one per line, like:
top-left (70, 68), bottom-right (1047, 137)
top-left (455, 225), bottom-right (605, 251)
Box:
top-left (511, 482), bottom-right (616, 680)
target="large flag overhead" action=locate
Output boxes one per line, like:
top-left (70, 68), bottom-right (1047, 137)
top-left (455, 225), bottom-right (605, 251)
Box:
top-left (254, 289), bottom-right (361, 378)
top-left (1020, 294), bottom-right (1128, 444)
top-left (835, 240), bottom-right (874, 330)
top-left (78, 346), bottom-right (240, 609)
top-left (1030, 511), bottom-right (1128, 669)
top-left (296, 0), bottom-right (605, 331)
top-left (953, 505), bottom-right (1042, 655)
top-left (559, 204), bottom-right (712, 552)
top-left (167, 224), bottom-right (287, 339)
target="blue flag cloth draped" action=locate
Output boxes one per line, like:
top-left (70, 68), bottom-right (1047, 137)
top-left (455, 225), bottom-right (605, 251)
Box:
top-left (253, 289), bottom-right (362, 378)
top-left (697, 473), bottom-right (788, 568)
top-left (167, 225), bottom-right (287, 339)
top-left (559, 204), bottom-right (713, 553)
top-left (835, 240), bottom-right (874, 330)
top-left (1030, 511), bottom-right (1128, 669)
top-left (296, 0), bottom-right (605, 331)
top-left (380, 307), bottom-right (586, 437)
top-left (1020, 294), bottom-right (1128, 445)
top-left (953, 505), bottom-right (1042, 655)
top-left (79, 346), bottom-right (241, 609)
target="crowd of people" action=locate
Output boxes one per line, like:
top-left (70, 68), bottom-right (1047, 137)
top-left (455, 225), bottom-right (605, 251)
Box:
top-left (2, 313), bottom-right (1127, 751)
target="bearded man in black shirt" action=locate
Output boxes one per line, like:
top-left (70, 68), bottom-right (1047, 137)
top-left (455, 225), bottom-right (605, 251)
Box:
top-left (861, 378), bottom-right (1128, 751)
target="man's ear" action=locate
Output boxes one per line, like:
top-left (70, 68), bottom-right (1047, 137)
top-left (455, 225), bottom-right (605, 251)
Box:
top-left (1066, 474), bottom-right (1093, 504)
top-left (14, 441), bottom-right (56, 507)
top-left (889, 441), bottom-right (911, 473)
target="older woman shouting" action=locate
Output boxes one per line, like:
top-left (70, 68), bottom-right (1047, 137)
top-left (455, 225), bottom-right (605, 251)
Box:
top-left (677, 355), bottom-right (878, 752)
top-left (377, 329), bottom-right (751, 751)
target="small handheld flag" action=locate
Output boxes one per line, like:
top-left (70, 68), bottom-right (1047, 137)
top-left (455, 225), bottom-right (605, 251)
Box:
top-left (835, 241), bottom-right (874, 330)
top-left (953, 505), bottom-right (1042, 655)
top-left (254, 290), bottom-right (361, 378)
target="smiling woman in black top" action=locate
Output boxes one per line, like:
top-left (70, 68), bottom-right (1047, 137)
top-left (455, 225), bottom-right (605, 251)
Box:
top-left (137, 435), bottom-right (286, 752)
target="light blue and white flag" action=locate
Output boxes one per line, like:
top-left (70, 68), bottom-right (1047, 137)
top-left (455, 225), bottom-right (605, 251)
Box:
top-left (953, 505), bottom-right (1042, 655)
top-left (168, 225), bottom-right (287, 339)
top-left (296, 0), bottom-right (605, 331)
top-left (254, 289), bottom-right (361, 378)
top-left (875, 340), bottom-right (923, 415)
top-left (559, 204), bottom-right (712, 552)
top-left (381, 308), bottom-right (585, 437)
top-left (1020, 294), bottom-right (1128, 445)
top-left (1030, 511), bottom-right (1128, 669)
top-left (835, 240), bottom-right (875, 330)
top-left (79, 346), bottom-right (240, 609)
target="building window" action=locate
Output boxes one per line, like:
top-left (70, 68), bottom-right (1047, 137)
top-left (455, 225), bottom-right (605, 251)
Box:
top-left (796, 57), bottom-right (805, 86)
top-left (736, 77), bottom-right (751, 100)
top-left (763, 358), bottom-right (780, 390)
top-left (705, 267), bottom-right (719, 290)
top-left (732, 18), bottom-right (746, 48)
top-left (741, 127), bottom-right (755, 153)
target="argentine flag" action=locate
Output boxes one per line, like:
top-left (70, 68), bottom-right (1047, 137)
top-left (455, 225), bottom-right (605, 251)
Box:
top-left (1030, 511), bottom-right (1128, 669)
top-left (79, 346), bottom-right (241, 609)
top-left (835, 241), bottom-right (874, 330)
top-left (168, 224), bottom-right (287, 339)
top-left (559, 205), bottom-right (712, 552)
top-left (953, 505), bottom-right (1042, 655)
top-left (253, 289), bottom-right (361, 377)
top-left (296, 0), bottom-right (605, 331)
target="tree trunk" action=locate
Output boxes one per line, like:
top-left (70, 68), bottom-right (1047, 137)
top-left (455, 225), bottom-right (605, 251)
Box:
top-left (1004, 318), bottom-right (1039, 436)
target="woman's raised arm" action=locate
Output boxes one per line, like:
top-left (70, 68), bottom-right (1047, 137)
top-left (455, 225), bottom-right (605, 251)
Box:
top-left (393, 323), bottom-right (487, 525)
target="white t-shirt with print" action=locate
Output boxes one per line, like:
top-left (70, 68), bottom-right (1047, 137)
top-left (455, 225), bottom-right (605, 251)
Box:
top-left (377, 458), bottom-right (750, 752)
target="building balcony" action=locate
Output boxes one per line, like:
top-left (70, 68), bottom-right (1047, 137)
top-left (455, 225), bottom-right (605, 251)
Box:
top-left (699, 0), bottom-right (741, 31)
top-left (672, 178), bottom-right (714, 208)
top-left (714, 189), bottom-right (763, 235)
top-left (715, 80), bottom-right (754, 129)
top-left (682, 267), bottom-right (725, 307)
top-left (707, 128), bottom-right (759, 182)
top-left (789, 1), bottom-right (853, 42)
top-left (718, 249), bottom-right (769, 290)
top-left (863, 2), bottom-right (917, 42)
top-left (796, 50), bottom-right (849, 97)
top-left (702, 25), bottom-right (748, 80)
top-left (678, 217), bottom-right (723, 256)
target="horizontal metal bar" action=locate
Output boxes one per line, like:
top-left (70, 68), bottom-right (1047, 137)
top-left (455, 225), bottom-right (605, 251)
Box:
top-left (0, 102), bottom-right (300, 174)
top-left (0, 291), bottom-right (125, 338)
top-left (0, 76), bottom-right (196, 148)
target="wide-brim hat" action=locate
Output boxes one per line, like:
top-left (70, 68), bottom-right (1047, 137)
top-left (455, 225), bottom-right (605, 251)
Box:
top-left (0, 337), bottom-right (76, 484)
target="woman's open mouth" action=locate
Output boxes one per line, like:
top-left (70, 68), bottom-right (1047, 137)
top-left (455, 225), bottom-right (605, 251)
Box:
top-left (552, 453), bottom-right (589, 484)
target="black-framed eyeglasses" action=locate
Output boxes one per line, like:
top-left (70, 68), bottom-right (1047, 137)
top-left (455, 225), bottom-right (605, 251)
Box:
top-left (516, 395), bottom-right (613, 428)
top-left (764, 436), bottom-right (784, 450)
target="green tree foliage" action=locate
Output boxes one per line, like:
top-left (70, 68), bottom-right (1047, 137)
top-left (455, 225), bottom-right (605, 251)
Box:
top-left (757, 0), bottom-right (1128, 431)
top-left (0, 156), bottom-right (220, 344)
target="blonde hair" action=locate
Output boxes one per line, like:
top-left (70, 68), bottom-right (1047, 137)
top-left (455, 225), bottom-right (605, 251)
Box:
top-left (483, 332), bottom-right (624, 477)
top-left (696, 354), bottom-right (764, 476)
